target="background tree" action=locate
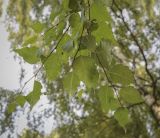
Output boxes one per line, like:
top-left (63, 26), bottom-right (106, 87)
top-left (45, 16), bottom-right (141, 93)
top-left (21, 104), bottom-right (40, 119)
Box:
top-left (1, 0), bottom-right (160, 137)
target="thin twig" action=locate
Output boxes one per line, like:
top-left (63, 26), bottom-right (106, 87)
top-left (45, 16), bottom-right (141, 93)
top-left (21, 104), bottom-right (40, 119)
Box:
top-left (71, 24), bottom-right (85, 66)
top-left (88, 0), bottom-right (91, 20)
top-left (96, 53), bottom-right (123, 107)
top-left (111, 0), bottom-right (156, 96)
top-left (20, 26), bottom-right (70, 93)
top-left (126, 101), bottom-right (145, 109)
top-left (42, 14), bottom-right (70, 38)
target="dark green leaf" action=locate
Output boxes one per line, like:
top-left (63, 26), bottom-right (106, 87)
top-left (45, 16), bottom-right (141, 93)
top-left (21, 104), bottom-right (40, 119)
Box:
top-left (109, 64), bottom-right (134, 85)
top-left (98, 86), bottom-right (119, 112)
top-left (114, 108), bottom-right (131, 128)
top-left (15, 95), bottom-right (26, 107)
top-left (63, 72), bottom-right (80, 96)
top-left (120, 87), bottom-right (143, 104)
top-left (73, 56), bottom-right (98, 88)
top-left (81, 35), bottom-right (97, 51)
top-left (7, 102), bottom-right (16, 114)
top-left (90, 1), bottom-right (115, 43)
top-left (69, 13), bottom-right (81, 28)
top-left (43, 53), bottom-right (62, 81)
top-left (69, 0), bottom-right (82, 12)
top-left (96, 40), bottom-right (113, 69)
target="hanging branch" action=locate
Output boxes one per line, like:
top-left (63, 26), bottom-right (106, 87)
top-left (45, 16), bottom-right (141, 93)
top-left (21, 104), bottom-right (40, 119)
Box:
top-left (71, 25), bottom-right (85, 65)
top-left (20, 26), bottom-right (70, 93)
top-left (111, 0), bottom-right (160, 125)
top-left (88, 0), bottom-right (91, 20)
top-left (111, 0), bottom-right (157, 97)
top-left (42, 14), bottom-right (70, 38)
top-left (96, 53), bottom-right (123, 107)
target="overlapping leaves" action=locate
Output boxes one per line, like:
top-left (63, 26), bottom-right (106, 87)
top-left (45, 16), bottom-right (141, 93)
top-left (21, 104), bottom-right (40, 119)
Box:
top-left (9, 0), bottom-right (142, 130)
top-left (7, 81), bottom-right (42, 113)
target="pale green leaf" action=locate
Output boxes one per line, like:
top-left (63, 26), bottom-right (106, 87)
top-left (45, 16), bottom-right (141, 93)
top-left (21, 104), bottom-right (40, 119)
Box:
top-left (32, 22), bottom-right (45, 33)
top-left (120, 87), bottom-right (143, 104)
top-left (23, 35), bottom-right (38, 46)
top-left (15, 47), bottom-right (40, 64)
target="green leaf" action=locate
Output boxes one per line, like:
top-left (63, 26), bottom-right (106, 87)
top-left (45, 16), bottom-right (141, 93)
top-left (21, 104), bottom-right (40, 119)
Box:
top-left (96, 40), bottom-right (113, 69)
top-left (15, 47), bottom-right (40, 64)
top-left (59, 34), bottom-right (74, 53)
top-left (15, 95), bottom-right (26, 107)
top-left (49, 2), bottom-right (61, 21)
top-left (120, 87), bottom-right (143, 104)
top-left (77, 49), bottom-right (91, 57)
top-left (69, 13), bottom-right (81, 28)
top-left (109, 64), bottom-right (134, 85)
top-left (23, 35), bottom-right (38, 46)
top-left (63, 72), bottom-right (80, 96)
top-left (92, 22), bottom-right (115, 43)
top-left (69, 0), bottom-right (82, 12)
top-left (7, 95), bottom-right (26, 113)
top-left (91, 0), bottom-right (110, 22)
top-left (73, 56), bottom-right (98, 88)
top-left (44, 29), bottom-right (56, 45)
top-left (26, 81), bottom-right (42, 107)
top-left (98, 86), bottom-right (119, 112)
top-left (62, 0), bottom-right (69, 11)
top-left (89, 19), bottom-right (99, 32)
top-left (43, 53), bottom-right (62, 81)
top-left (32, 22), bottom-right (45, 33)
top-left (90, 1), bottom-right (115, 43)
top-left (114, 108), bottom-right (131, 128)
top-left (7, 102), bottom-right (16, 114)
top-left (80, 35), bottom-right (97, 51)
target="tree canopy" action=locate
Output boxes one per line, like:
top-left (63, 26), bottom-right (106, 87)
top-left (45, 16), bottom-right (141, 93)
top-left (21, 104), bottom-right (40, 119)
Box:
top-left (1, 0), bottom-right (160, 137)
